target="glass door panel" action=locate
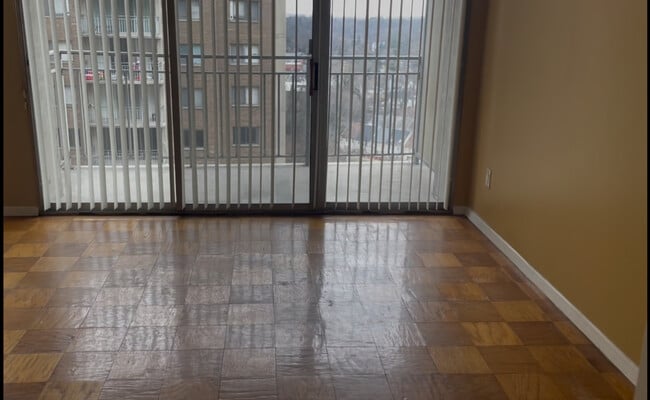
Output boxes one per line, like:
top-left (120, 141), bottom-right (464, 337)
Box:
top-left (176, 0), bottom-right (313, 209)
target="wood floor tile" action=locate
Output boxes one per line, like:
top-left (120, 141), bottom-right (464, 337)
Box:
top-left (184, 285), bottom-right (231, 304)
top-left (275, 348), bottom-right (330, 376)
top-left (4, 272), bottom-right (26, 289)
top-left (417, 252), bottom-right (462, 267)
top-left (12, 330), bottom-right (76, 354)
top-left (38, 381), bottom-right (103, 400)
top-left (455, 252), bottom-right (499, 266)
top-left (327, 347), bottom-right (383, 375)
top-left (71, 257), bottom-right (118, 271)
top-left (81, 243), bottom-right (126, 258)
top-left (42, 243), bottom-right (89, 258)
top-left (4, 244), bottom-right (50, 258)
top-left (130, 305), bottom-right (184, 327)
top-left (226, 324), bottom-right (276, 349)
top-left (466, 267), bottom-right (513, 283)
top-left (575, 344), bottom-right (620, 373)
top-left (159, 378), bottom-right (219, 400)
top-left (50, 352), bottom-right (115, 381)
top-left (94, 287), bottom-right (145, 306)
top-left (496, 373), bottom-right (567, 400)
top-left (229, 285), bottom-right (274, 304)
top-left (437, 283), bottom-right (488, 301)
top-left (480, 282), bottom-right (531, 301)
top-left (331, 375), bottom-right (393, 400)
top-left (166, 350), bottom-right (223, 378)
top-left (173, 325), bottom-right (227, 349)
top-left (4, 309), bottom-right (47, 330)
top-left (379, 347), bottom-right (438, 374)
top-left (553, 321), bottom-right (590, 344)
top-left (508, 322), bottom-right (569, 345)
top-left (65, 328), bottom-right (127, 352)
top-left (494, 301), bottom-right (549, 322)
top-left (53, 231), bottom-right (97, 243)
top-left (416, 322), bottom-right (473, 346)
top-left (81, 306), bottom-right (136, 328)
top-left (4, 289), bottom-right (55, 308)
top-left (15, 273), bottom-right (67, 289)
top-left (120, 327), bottom-right (177, 351)
top-left (386, 373), bottom-right (440, 400)
top-left (60, 271), bottom-right (110, 288)
top-left (4, 353), bottom-right (63, 383)
top-left (428, 346), bottom-right (491, 373)
top-left (601, 372), bottom-right (635, 400)
top-left (4, 330), bottom-right (26, 354)
top-left (30, 307), bottom-right (90, 329)
top-left (479, 346), bottom-right (540, 374)
top-left (4, 257), bottom-right (39, 272)
top-left (461, 322), bottom-right (523, 346)
top-left (108, 351), bottom-right (171, 380)
top-left (274, 303), bottom-right (320, 323)
top-left (219, 378), bottom-right (277, 399)
top-left (228, 304), bottom-right (274, 325)
top-left (371, 323), bottom-right (426, 347)
top-left (181, 304), bottom-right (230, 325)
top-left (3, 383), bottom-right (47, 400)
top-left (221, 348), bottom-right (276, 378)
top-left (527, 345), bottom-right (599, 374)
top-left (551, 372), bottom-right (625, 399)
top-left (98, 379), bottom-right (163, 400)
top-left (277, 376), bottom-right (336, 400)
top-left (434, 374), bottom-right (509, 400)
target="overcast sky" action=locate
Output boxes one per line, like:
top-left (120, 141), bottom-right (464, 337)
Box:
top-left (285, 0), bottom-right (427, 18)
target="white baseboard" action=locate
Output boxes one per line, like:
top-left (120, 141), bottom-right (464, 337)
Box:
top-left (458, 207), bottom-right (639, 384)
top-left (3, 207), bottom-right (39, 217)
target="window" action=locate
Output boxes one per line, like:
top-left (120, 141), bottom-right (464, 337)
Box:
top-left (178, 0), bottom-right (200, 20)
top-left (183, 129), bottom-right (205, 149)
top-left (181, 88), bottom-right (204, 109)
top-left (232, 127), bottom-right (260, 145)
top-left (180, 44), bottom-right (202, 67)
top-left (59, 43), bottom-right (69, 64)
top-left (230, 87), bottom-right (260, 106)
top-left (43, 0), bottom-right (68, 16)
top-left (228, 44), bottom-right (260, 65)
top-left (229, 0), bottom-right (260, 22)
top-left (63, 86), bottom-right (73, 105)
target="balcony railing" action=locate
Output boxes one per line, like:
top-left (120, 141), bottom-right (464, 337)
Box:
top-left (89, 106), bottom-right (164, 126)
top-left (80, 15), bottom-right (161, 37)
top-left (84, 68), bottom-right (165, 84)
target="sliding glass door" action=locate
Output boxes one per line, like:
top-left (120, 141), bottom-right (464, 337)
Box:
top-left (175, 0), bottom-right (314, 209)
top-left (21, 0), bottom-right (466, 214)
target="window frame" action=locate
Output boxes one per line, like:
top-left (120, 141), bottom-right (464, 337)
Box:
top-left (177, 0), bottom-right (201, 21)
top-left (181, 88), bottom-right (204, 109)
top-left (232, 126), bottom-right (260, 146)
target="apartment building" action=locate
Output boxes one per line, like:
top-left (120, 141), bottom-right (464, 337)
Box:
top-left (44, 0), bottom-right (287, 166)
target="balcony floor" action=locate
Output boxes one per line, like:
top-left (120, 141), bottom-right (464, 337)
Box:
top-left (45, 160), bottom-right (439, 208)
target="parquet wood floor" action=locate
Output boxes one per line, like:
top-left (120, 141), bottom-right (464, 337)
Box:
top-left (3, 216), bottom-right (634, 399)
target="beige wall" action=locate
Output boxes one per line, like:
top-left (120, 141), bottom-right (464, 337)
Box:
top-left (3, 0), bottom-right (40, 209)
top-left (467, 0), bottom-right (647, 362)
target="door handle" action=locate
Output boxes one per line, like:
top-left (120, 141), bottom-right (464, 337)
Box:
top-left (309, 59), bottom-right (318, 96)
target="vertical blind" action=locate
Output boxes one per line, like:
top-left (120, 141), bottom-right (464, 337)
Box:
top-left (22, 0), bottom-right (170, 212)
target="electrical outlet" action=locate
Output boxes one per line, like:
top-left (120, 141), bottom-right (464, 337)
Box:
top-left (485, 168), bottom-right (492, 189)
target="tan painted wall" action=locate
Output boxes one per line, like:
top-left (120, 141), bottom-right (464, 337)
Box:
top-left (468, 0), bottom-right (647, 362)
top-left (3, 0), bottom-right (40, 209)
